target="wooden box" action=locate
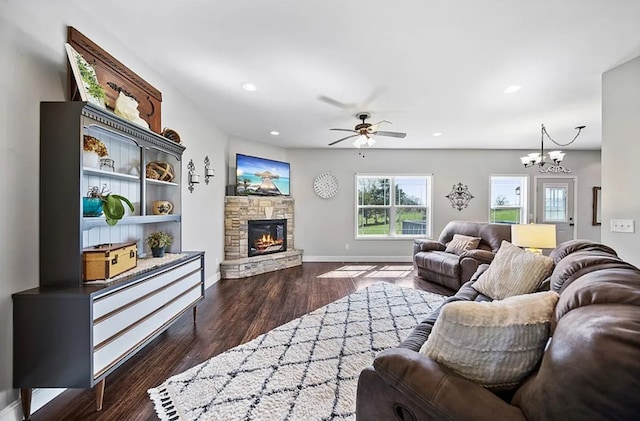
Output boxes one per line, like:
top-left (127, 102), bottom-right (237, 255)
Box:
top-left (82, 242), bottom-right (137, 281)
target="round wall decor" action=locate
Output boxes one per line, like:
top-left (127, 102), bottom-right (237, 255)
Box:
top-left (313, 172), bottom-right (339, 199)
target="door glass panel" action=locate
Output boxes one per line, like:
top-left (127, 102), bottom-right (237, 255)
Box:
top-left (544, 185), bottom-right (567, 222)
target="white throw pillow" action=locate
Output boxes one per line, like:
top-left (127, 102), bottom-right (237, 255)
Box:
top-left (472, 240), bottom-right (554, 300)
top-left (445, 234), bottom-right (481, 255)
top-left (420, 291), bottom-right (559, 389)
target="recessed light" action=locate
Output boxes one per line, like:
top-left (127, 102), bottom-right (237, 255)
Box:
top-left (270, 131), bottom-right (279, 136)
top-left (241, 82), bottom-right (257, 92)
top-left (504, 85), bottom-right (522, 94)
top-left (432, 132), bottom-right (442, 137)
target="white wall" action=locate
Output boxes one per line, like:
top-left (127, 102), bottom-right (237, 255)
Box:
top-left (602, 54), bottom-right (640, 266)
top-left (287, 148), bottom-right (601, 261)
top-left (0, 1), bottom-right (227, 416)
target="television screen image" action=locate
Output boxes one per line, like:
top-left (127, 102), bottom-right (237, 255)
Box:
top-left (236, 154), bottom-right (290, 196)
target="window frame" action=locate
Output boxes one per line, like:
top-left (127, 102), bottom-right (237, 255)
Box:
top-left (354, 173), bottom-right (433, 240)
top-left (489, 174), bottom-right (529, 225)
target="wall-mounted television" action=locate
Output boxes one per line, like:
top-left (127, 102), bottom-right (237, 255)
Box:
top-left (236, 154), bottom-right (290, 196)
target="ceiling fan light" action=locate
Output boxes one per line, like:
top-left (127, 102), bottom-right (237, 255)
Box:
top-left (366, 137), bottom-right (376, 147)
top-left (354, 135), bottom-right (368, 146)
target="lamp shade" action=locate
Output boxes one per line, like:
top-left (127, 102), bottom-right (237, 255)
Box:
top-left (511, 224), bottom-right (557, 249)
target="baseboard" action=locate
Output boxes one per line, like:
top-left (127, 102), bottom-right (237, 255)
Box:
top-left (204, 271), bottom-right (221, 290)
top-left (0, 388), bottom-right (66, 421)
top-left (302, 255), bottom-right (413, 262)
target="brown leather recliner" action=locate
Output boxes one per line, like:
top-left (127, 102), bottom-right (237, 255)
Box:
top-left (357, 240), bottom-right (640, 420)
top-left (413, 220), bottom-right (511, 291)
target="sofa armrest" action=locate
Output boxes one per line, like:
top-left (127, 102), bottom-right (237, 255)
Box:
top-left (414, 239), bottom-right (446, 253)
top-left (459, 249), bottom-right (496, 264)
top-left (370, 348), bottom-right (525, 421)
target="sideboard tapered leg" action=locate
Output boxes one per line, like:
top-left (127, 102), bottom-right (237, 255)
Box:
top-left (20, 388), bottom-right (32, 420)
top-left (95, 378), bottom-right (106, 411)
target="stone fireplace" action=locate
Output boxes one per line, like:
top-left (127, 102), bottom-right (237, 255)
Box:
top-left (221, 196), bottom-right (303, 279)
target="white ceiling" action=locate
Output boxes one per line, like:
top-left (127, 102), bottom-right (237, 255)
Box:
top-left (77, 0), bottom-right (640, 150)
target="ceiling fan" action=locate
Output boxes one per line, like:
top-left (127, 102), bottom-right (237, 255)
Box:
top-left (328, 112), bottom-right (407, 147)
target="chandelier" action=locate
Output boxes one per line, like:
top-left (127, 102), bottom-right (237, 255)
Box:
top-left (520, 123), bottom-right (585, 173)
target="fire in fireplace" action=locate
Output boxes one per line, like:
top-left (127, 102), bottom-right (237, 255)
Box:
top-left (248, 219), bottom-right (287, 257)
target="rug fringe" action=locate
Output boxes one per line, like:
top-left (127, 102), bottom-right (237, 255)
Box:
top-left (148, 384), bottom-right (183, 421)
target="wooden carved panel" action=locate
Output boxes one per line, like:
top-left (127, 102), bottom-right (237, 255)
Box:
top-left (67, 27), bottom-right (162, 133)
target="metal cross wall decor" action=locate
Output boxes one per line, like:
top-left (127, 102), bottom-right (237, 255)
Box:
top-left (446, 182), bottom-right (474, 211)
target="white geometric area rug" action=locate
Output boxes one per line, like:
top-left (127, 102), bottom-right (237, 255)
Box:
top-left (148, 282), bottom-right (445, 421)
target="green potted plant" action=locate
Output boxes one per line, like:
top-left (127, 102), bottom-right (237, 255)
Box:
top-left (84, 184), bottom-right (134, 226)
top-left (146, 231), bottom-right (173, 258)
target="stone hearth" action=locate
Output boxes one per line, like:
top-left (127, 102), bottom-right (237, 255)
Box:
top-left (221, 196), bottom-right (302, 279)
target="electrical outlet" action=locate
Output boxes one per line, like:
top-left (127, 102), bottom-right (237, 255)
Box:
top-left (611, 219), bottom-right (635, 233)
top-left (345, 243), bottom-right (350, 250)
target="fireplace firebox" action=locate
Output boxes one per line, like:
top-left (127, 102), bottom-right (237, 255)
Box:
top-left (248, 219), bottom-right (287, 257)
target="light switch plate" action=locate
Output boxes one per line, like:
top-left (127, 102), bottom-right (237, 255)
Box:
top-left (611, 219), bottom-right (635, 233)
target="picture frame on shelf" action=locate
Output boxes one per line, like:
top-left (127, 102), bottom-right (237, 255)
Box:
top-left (65, 42), bottom-right (106, 109)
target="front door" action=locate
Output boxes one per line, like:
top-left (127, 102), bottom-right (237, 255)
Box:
top-left (535, 177), bottom-right (575, 245)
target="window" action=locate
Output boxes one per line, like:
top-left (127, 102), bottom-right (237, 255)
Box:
top-left (489, 175), bottom-right (528, 224)
top-left (356, 174), bottom-right (432, 238)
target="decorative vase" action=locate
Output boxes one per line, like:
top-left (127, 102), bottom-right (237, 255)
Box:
top-left (151, 246), bottom-right (166, 258)
top-left (83, 150), bottom-right (101, 168)
top-left (83, 197), bottom-right (103, 217)
top-left (152, 200), bottom-right (174, 215)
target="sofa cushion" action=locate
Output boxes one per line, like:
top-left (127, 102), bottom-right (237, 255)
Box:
top-left (445, 234), bottom-right (481, 255)
top-left (472, 241), bottom-right (554, 300)
top-left (419, 291), bottom-right (559, 389)
top-left (414, 251), bottom-right (460, 278)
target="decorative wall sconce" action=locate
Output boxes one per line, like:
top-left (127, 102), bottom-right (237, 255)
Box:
top-left (446, 182), bottom-right (474, 211)
top-left (204, 155), bottom-right (215, 185)
top-left (187, 159), bottom-right (200, 193)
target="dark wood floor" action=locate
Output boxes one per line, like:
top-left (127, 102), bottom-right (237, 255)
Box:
top-left (32, 262), bottom-right (453, 421)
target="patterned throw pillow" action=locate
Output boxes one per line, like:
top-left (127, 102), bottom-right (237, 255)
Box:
top-left (472, 241), bottom-right (554, 300)
top-left (444, 234), bottom-right (481, 255)
top-left (420, 291), bottom-right (559, 389)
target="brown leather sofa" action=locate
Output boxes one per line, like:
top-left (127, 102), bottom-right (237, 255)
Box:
top-left (413, 221), bottom-right (511, 291)
top-left (357, 240), bottom-right (640, 420)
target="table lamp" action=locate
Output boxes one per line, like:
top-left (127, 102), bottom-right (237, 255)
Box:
top-left (511, 224), bottom-right (557, 254)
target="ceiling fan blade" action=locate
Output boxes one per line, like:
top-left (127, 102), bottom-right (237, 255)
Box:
top-left (373, 130), bottom-right (407, 138)
top-left (360, 86), bottom-right (387, 110)
top-left (318, 96), bottom-right (357, 110)
top-left (367, 120), bottom-right (392, 132)
top-left (329, 128), bottom-right (357, 133)
top-left (329, 134), bottom-right (358, 146)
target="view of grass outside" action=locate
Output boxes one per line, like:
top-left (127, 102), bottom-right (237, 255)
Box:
top-left (490, 176), bottom-right (527, 224)
top-left (490, 207), bottom-right (521, 224)
top-left (357, 175), bottom-right (431, 237)
top-left (358, 209), bottom-right (390, 235)
top-left (357, 209), bottom-right (427, 235)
